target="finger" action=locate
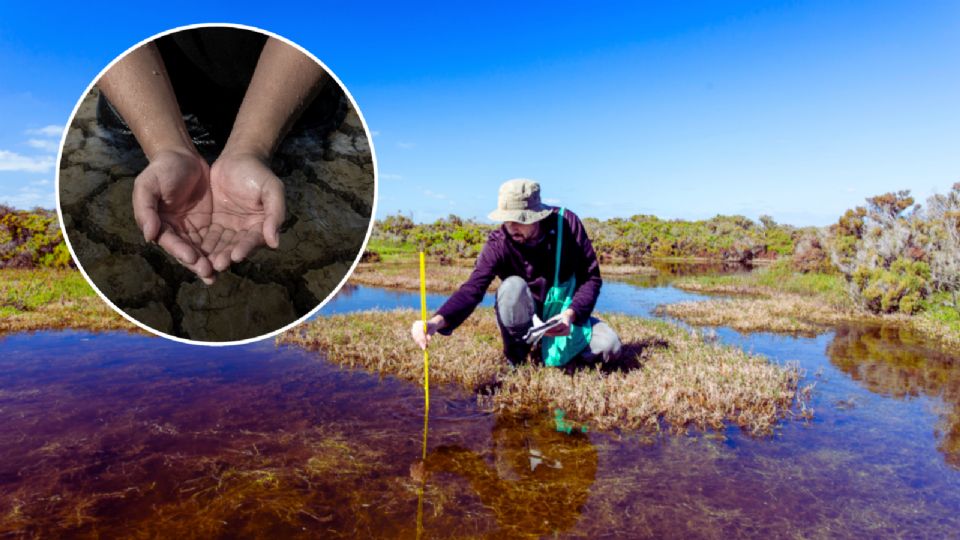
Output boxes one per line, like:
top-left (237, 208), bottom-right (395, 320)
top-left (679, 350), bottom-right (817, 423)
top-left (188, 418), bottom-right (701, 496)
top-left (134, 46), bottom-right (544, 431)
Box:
top-left (230, 228), bottom-right (264, 263)
top-left (262, 179), bottom-right (285, 249)
top-left (185, 251), bottom-right (217, 285)
top-left (211, 229), bottom-right (237, 272)
top-left (132, 173), bottom-right (161, 243)
top-left (157, 225), bottom-right (199, 265)
top-left (200, 223), bottom-right (224, 255)
top-left (175, 240), bottom-right (216, 285)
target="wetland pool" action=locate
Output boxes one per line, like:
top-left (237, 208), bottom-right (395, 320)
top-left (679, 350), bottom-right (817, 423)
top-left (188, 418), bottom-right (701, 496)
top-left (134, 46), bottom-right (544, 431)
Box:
top-left (1, 280), bottom-right (959, 537)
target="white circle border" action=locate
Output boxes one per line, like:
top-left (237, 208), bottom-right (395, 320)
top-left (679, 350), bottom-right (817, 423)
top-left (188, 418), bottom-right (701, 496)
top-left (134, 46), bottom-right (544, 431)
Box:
top-left (55, 22), bottom-right (380, 347)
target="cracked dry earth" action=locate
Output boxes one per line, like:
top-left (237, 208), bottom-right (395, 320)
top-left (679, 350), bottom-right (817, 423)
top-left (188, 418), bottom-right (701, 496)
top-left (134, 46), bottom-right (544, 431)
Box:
top-left (59, 88), bottom-right (374, 342)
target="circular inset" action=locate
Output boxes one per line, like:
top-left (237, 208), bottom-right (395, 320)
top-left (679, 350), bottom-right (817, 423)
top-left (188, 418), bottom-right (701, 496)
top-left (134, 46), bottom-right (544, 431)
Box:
top-left (56, 24), bottom-right (377, 344)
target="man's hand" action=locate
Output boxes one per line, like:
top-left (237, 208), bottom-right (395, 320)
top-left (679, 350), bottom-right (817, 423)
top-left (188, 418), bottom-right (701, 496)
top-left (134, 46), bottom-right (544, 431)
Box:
top-left (205, 152), bottom-right (285, 271)
top-left (411, 315), bottom-right (445, 350)
top-left (544, 309), bottom-right (576, 337)
top-left (132, 148), bottom-right (216, 284)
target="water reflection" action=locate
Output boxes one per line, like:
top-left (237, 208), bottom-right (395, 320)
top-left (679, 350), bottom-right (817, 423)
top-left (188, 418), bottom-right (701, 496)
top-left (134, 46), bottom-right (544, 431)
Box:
top-left (426, 415), bottom-right (597, 538)
top-left (828, 323), bottom-right (960, 467)
top-left (621, 260), bottom-right (750, 288)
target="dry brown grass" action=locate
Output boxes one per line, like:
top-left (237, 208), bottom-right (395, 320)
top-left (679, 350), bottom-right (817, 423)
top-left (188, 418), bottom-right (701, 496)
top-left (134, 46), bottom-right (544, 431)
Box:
top-left (911, 316), bottom-right (960, 352)
top-left (279, 307), bottom-right (508, 390)
top-left (599, 264), bottom-right (657, 276)
top-left (0, 300), bottom-right (138, 334)
top-left (657, 295), bottom-right (888, 336)
top-left (667, 276), bottom-right (960, 353)
top-left (278, 309), bottom-right (808, 435)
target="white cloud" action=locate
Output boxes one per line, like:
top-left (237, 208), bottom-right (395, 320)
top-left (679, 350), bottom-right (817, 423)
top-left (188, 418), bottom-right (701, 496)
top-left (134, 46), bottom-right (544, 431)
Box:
top-left (397, 141), bottom-right (416, 149)
top-left (30, 178), bottom-right (50, 186)
top-left (379, 173), bottom-right (403, 181)
top-left (27, 139), bottom-right (60, 152)
top-left (0, 150), bottom-right (55, 173)
top-left (423, 189), bottom-right (447, 200)
top-left (370, 130), bottom-right (381, 137)
top-left (0, 185), bottom-right (54, 210)
top-left (544, 198), bottom-right (561, 204)
top-left (26, 125), bottom-right (63, 138)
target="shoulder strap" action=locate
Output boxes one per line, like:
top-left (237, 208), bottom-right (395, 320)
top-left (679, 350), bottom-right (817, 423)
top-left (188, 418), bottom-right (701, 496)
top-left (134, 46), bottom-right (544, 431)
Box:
top-left (554, 208), bottom-right (565, 286)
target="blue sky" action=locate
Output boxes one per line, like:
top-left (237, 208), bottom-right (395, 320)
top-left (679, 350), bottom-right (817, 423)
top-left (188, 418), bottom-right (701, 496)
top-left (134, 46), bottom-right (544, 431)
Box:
top-left (1, 1), bottom-right (957, 226)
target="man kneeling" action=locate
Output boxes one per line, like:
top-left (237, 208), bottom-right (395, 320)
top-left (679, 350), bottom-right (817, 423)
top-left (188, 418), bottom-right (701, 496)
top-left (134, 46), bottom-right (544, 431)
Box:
top-left (410, 179), bottom-right (621, 367)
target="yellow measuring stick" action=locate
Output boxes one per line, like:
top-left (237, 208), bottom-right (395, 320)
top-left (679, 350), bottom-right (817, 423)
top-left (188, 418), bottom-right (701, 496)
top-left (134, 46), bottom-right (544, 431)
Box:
top-left (419, 251), bottom-right (430, 442)
top-left (416, 251), bottom-right (430, 538)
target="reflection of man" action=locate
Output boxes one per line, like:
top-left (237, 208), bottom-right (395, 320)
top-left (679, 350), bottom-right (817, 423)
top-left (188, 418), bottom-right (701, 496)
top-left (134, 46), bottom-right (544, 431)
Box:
top-left (426, 415), bottom-right (598, 537)
top-left (411, 179), bottom-right (621, 366)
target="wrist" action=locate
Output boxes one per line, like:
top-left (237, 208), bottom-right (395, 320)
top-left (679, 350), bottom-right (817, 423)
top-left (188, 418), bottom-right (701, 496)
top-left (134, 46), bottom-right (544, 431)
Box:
top-left (561, 309), bottom-right (576, 325)
top-left (221, 131), bottom-right (275, 163)
top-left (145, 139), bottom-right (200, 163)
top-left (429, 314), bottom-right (446, 330)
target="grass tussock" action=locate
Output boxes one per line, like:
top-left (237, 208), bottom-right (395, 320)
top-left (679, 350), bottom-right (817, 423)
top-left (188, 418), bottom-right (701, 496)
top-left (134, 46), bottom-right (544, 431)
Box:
top-left (279, 307), bottom-right (508, 390)
top-left (0, 268), bottom-right (136, 333)
top-left (656, 295), bottom-right (884, 336)
top-left (600, 264), bottom-right (658, 276)
top-left (279, 309), bottom-right (808, 435)
top-left (912, 314), bottom-right (960, 352)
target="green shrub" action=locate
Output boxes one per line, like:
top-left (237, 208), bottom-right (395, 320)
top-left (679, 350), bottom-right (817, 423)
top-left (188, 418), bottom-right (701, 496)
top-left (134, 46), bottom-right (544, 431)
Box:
top-left (855, 258), bottom-right (930, 314)
top-left (0, 206), bottom-right (73, 269)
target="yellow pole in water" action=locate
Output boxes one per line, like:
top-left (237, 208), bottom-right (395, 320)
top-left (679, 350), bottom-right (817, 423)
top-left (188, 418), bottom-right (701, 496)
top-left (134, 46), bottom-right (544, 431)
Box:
top-left (416, 251), bottom-right (429, 538)
top-left (419, 251), bottom-right (430, 437)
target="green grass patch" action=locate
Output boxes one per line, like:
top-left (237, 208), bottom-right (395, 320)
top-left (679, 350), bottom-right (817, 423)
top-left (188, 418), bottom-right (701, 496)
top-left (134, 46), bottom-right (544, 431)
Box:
top-left (365, 239), bottom-right (418, 262)
top-left (0, 268), bottom-right (135, 333)
top-left (676, 260), bottom-right (850, 308)
top-left (0, 269), bottom-right (97, 311)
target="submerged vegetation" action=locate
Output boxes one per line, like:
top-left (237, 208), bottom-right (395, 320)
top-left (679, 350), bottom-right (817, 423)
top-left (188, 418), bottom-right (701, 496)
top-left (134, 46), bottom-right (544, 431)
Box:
top-left (279, 309), bottom-right (810, 435)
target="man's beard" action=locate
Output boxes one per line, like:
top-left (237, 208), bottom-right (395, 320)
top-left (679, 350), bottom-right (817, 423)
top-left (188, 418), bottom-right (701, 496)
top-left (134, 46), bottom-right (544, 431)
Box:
top-left (513, 229), bottom-right (544, 247)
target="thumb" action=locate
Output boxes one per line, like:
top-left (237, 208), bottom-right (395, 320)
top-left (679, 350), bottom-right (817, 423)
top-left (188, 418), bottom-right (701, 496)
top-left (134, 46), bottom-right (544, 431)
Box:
top-left (132, 171), bottom-right (161, 243)
top-left (261, 178), bottom-right (285, 249)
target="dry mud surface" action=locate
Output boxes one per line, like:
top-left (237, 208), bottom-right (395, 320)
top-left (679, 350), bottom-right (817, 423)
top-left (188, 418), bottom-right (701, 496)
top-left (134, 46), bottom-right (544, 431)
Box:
top-left (59, 89), bottom-right (374, 341)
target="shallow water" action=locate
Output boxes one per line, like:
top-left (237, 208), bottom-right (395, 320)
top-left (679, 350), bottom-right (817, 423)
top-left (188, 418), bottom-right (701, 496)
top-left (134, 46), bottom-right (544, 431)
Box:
top-left (2, 278), bottom-right (960, 537)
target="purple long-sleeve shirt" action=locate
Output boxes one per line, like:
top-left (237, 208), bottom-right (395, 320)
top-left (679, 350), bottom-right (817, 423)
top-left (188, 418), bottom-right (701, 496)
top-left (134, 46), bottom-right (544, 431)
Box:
top-left (436, 208), bottom-right (602, 335)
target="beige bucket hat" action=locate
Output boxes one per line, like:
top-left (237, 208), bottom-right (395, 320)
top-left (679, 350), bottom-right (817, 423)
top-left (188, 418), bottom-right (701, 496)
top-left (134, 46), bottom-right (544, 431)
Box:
top-left (487, 179), bottom-right (554, 224)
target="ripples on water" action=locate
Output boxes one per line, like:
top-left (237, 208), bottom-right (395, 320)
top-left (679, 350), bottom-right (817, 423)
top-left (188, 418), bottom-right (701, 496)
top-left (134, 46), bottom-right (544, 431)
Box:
top-left (2, 274), bottom-right (960, 537)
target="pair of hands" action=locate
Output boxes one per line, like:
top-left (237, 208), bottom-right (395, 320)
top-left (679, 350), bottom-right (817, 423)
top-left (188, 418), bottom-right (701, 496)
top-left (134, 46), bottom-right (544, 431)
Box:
top-left (409, 309), bottom-right (575, 350)
top-left (132, 148), bottom-right (285, 284)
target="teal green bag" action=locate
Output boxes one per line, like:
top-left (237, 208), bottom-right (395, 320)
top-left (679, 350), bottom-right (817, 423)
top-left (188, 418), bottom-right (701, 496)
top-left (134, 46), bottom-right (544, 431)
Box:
top-left (542, 208), bottom-right (592, 367)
